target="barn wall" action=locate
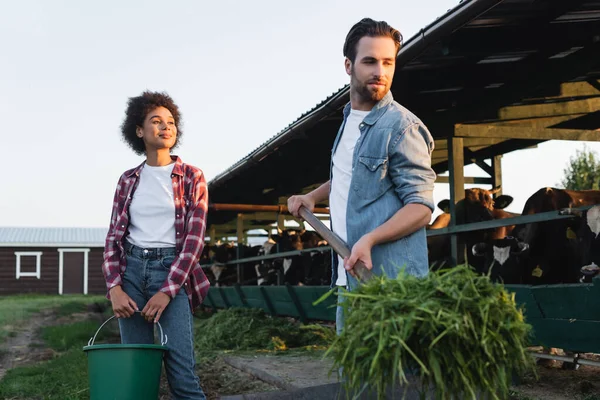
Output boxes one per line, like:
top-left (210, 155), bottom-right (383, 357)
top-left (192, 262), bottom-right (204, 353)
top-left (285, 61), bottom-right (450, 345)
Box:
top-left (0, 246), bottom-right (106, 296)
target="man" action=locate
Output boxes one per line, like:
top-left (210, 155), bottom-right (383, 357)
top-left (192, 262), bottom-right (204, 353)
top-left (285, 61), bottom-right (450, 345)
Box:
top-left (287, 18), bottom-right (435, 331)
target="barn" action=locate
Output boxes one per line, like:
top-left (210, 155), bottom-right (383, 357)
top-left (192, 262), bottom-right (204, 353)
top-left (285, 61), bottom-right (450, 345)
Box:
top-left (199, 0), bottom-right (600, 363)
top-left (0, 227), bottom-right (107, 296)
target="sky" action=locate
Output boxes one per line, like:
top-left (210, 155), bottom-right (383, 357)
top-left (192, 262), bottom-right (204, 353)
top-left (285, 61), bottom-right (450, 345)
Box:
top-left (2, 0), bottom-right (599, 230)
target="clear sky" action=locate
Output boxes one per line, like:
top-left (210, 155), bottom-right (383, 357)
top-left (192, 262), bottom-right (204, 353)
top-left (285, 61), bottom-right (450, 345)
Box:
top-left (2, 0), bottom-right (599, 229)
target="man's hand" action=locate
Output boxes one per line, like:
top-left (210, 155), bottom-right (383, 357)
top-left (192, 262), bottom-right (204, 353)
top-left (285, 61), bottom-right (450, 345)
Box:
top-left (287, 194), bottom-right (315, 217)
top-left (109, 286), bottom-right (138, 319)
top-left (141, 292), bottom-right (171, 323)
top-left (344, 234), bottom-right (374, 278)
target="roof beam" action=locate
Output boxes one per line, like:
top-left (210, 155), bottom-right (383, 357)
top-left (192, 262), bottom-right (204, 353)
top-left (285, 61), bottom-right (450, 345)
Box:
top-left (435, 176), bottom-right (492, 185)
top-left (433, 137), bottom-right (507, 150)
top-left (498, 99), bottom-right (600, 120)
top-left (433, 139), bottom-right (543, 174)
top-left (456, 123), bottom-right (600, 141)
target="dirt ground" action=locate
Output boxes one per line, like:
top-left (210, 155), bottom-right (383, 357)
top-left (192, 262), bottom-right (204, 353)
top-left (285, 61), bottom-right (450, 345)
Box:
top-left (2, 309), bottom-right (600, 400)
top-left (0, 308), bottom-right (103, 381)
top-left (158, 357), bottom-right (278, 400)
top-left (513, 355), bottom-right (600, 400)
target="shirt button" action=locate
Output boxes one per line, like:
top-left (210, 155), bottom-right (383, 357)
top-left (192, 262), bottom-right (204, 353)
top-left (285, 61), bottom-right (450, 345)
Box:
top-left (177, 232), bottom-right (180, 235)
top-left (359, 123), bottom-right (364, 128)
top-left (121, 225), bottom-right (124, 228)
top-left (177, 214), bottom-right (180, 218)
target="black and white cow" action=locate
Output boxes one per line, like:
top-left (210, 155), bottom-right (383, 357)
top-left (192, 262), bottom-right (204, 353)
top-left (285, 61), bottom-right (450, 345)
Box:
top-left (512, 188), bottom-right (600, 285)
top-left (471, 236), bottom-right (529, 283)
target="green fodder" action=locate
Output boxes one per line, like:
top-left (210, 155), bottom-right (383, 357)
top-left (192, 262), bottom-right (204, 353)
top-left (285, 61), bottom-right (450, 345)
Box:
top-left (194, 308), bottom-right (333, 353)
top-left (327, 265), bottom-right (535, 400)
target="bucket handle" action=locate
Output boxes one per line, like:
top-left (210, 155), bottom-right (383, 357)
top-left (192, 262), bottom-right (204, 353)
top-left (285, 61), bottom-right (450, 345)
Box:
top-left (88, 310), bottom-right (168, 346)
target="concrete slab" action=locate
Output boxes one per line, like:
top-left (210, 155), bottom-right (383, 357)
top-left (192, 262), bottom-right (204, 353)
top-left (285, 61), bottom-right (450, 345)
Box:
top-left (222, 354), bottom-right (338, 390)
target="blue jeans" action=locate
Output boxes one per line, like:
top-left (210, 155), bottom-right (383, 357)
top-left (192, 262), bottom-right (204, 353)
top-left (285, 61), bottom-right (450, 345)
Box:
top-left (119, 242), bottom-right (206, 400)
top-left (335, 286), bottom-right (346, 336)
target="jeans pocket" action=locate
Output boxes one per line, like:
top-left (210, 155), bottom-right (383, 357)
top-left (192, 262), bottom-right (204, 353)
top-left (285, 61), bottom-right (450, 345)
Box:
top-left (160, 256), bottom-right (175, 270)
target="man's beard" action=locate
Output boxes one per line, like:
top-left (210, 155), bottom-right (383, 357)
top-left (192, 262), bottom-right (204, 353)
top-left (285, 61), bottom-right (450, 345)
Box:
top-left (351, 71), bottom-right (389, 103)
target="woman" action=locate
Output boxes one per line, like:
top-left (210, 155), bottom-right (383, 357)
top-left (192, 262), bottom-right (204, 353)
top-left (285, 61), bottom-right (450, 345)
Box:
top-left (102, 91), bottom-right (210, 399)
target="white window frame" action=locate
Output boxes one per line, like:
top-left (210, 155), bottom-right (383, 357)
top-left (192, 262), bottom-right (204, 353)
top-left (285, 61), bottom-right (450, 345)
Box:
top-left (58, 248), bottom-right (90, 295)
top-left (14, 252), bottom-right (43, 279)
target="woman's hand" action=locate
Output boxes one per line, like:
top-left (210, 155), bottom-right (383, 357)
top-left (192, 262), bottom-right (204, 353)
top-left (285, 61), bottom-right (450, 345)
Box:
top-left (109, 286), bottom-right (138, 318)
top-left (141, 292), bottom-right (172, 323)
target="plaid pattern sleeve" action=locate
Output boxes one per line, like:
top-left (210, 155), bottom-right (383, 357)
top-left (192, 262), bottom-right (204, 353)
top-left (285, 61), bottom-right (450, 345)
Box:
top-left (159, 167), bottom-right (209, 300)
top-left (102, 174), bottom-right (127, 291)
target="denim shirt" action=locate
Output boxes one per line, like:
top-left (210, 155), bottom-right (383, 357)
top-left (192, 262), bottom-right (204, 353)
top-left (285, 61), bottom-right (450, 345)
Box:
top-left (330, 91), bottom-right (436, 289)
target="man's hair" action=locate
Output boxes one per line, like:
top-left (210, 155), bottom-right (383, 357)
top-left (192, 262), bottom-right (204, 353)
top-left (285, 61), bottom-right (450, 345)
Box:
top-left (120, 91), bottom-right (183, 155)
top-left (343, 18), bottom-right (403, 63)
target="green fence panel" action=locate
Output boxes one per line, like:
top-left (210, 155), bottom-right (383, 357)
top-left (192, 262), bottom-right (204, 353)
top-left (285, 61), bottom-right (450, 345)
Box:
top-left (505, 285), bottom-right (542, 319)
top-left (526, 319), bottom-right (600, 353)
top-left (530, 283), bottom-right (600, 320)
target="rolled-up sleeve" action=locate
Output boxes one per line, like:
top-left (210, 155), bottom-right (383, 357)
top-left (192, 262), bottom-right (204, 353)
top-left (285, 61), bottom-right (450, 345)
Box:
top-left (388, 122), bottom-right (436, 211)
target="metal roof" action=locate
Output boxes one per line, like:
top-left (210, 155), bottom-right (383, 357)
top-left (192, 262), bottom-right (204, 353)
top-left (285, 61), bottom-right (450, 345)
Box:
top-left (0, 227), bottom-right (107, 247)
top-left (207, 0), bottom-right (600, 229)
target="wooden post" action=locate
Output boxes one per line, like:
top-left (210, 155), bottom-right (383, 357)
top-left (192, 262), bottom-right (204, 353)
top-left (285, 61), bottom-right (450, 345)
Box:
top-left (277, 214), bottom-right (285, 232)
top-left (209, 226), bottom-right (216, 245)
top-left (277, 197), bottom-right (286, 285)
top-left (236, 214), bottom-right (244, 284)
top-left (492, 155), bottom-right (503, 197)
top-left (448, 137), bottom-right (465, 265)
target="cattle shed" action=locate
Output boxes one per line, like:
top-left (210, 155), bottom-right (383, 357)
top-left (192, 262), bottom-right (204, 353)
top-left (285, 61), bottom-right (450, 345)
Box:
top-left (0, 227), bottom-right (107, 296)
top-left (206, 0), bottom-right (600, 245)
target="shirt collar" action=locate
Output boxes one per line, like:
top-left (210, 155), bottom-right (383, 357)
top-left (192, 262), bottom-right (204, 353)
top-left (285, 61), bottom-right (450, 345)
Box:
top-left (124, 155), bottom-right (183, 178)
top-left (343, 91), bottom-right (394, 125)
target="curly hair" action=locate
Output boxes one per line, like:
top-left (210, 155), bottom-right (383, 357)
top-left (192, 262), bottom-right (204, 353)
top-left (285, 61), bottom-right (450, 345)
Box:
top-left (343, 18), bottom-right (403, 63)
top-left (120, 91), bottom-right (183, 155)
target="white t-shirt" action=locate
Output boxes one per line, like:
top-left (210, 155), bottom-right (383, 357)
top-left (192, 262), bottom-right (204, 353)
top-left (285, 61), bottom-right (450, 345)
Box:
top-left (127, 162), bottom-right (177, 248)
top-left (330, 109), bottom-right (370, 286)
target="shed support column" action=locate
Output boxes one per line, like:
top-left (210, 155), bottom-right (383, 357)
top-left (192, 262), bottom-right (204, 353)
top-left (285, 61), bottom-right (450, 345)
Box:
top-left (492, 155), bottom-right (503, 196)
top-left (236, 214), bottom-right (244, 284)
top-left (448, 137), bottom-right (465, 265)
top-left (209, 226), bottom-right (216, 245)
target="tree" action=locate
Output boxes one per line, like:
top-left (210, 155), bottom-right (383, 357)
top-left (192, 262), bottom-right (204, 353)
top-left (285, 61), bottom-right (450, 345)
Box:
top-left (559, 145), bottom-right (600, 190)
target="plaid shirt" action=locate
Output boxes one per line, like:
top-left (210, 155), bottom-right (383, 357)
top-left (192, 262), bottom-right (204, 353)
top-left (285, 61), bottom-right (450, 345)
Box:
top-left (102, 156), bottom-right (210, 310)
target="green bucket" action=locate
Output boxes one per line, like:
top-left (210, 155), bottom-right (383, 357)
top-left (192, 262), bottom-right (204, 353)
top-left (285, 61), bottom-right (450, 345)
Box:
top-left (83, 312), bottom-right (168, 400)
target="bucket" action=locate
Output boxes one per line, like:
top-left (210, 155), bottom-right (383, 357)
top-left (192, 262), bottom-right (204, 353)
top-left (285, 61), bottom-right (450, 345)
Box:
top-left (83, 311), bottom-right (168, 400)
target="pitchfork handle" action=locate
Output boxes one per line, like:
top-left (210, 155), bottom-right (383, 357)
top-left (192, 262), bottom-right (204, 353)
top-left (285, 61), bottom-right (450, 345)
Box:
top-left (298, 206), bottom-right (373, 282)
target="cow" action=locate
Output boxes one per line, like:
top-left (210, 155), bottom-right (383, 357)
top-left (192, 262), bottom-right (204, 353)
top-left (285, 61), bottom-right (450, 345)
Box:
top-left (254, 229), bottom-right (332, 286)
top-left (427, 187), bottom-right (518, 273)
top-left (253, 229), bottom-right (306, 286)
top-left (511, 188), bottom-right (600, 285)
top-left (301, 231), bottom-right (332, 286)
top-left (471, 236), bottom-right (529, 283)
top-left (563, 204), bottom-right (600, 283)
top-left (208, 242), bottom-right (262, 286)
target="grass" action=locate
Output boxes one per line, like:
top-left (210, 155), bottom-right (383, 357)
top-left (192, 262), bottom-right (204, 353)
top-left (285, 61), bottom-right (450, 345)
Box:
top-left (0, 349), bottom-right (89, 400)
top-left (0, 302), bottom-right (332, 400)
top-left (0, 295), bottom-right (111, 399)
top-left (42, 320), bottom-right (119, 351)
top-left (0, 294), bottom-right (106, 344)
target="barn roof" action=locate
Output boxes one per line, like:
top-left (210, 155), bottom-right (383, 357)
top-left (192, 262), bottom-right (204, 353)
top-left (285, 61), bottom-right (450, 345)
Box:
top-left (207, 0), bottom-right (600, 230)
top-left (0, 227), bottom-right (107, 247)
